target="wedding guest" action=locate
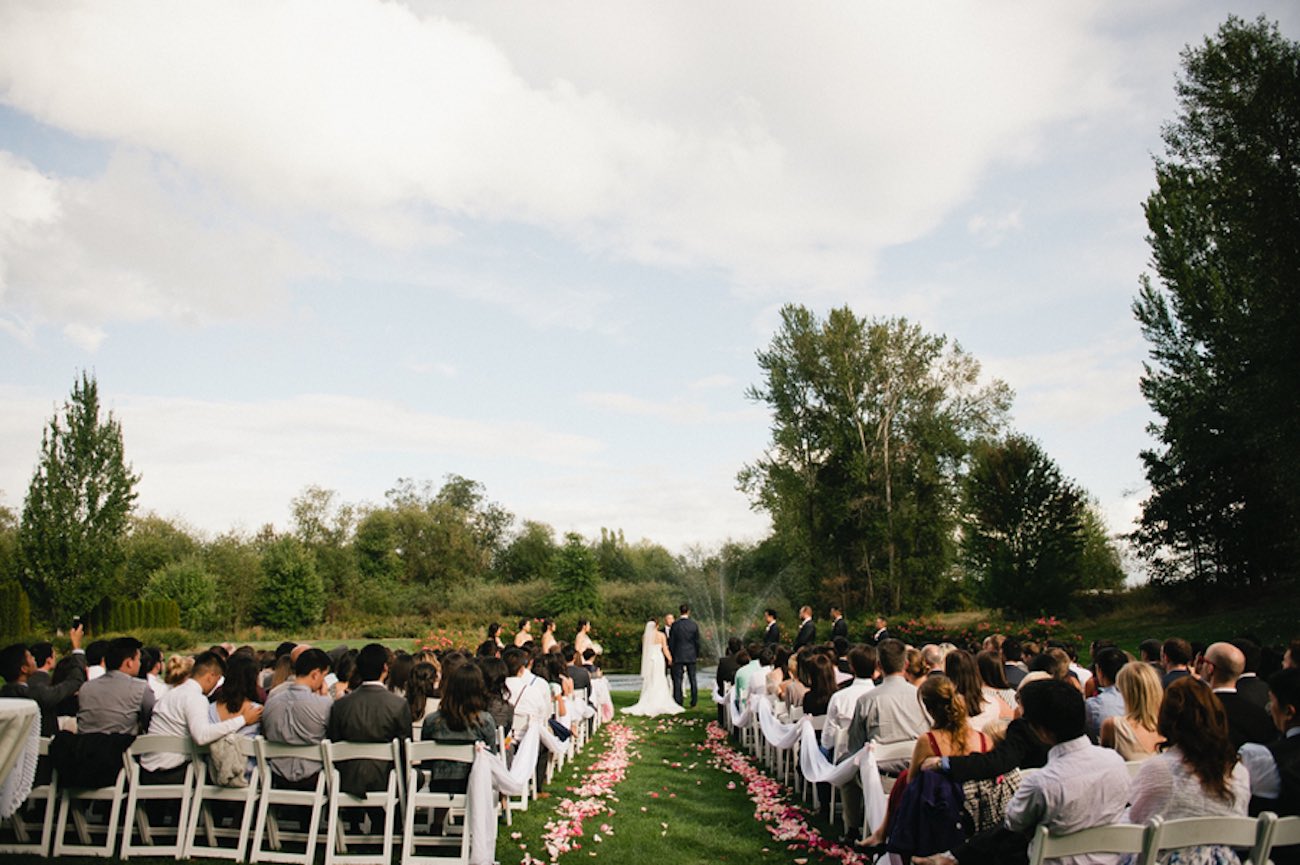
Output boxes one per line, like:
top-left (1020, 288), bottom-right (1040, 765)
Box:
top-left (904, 647), bottom-right (928, 684)
top-left (1100, 660), bottom-right (1164, 761)
top-left (781, 651), bottom-right (808, 710)
top-left (479, 656), bottom-right (513, 735)
top-left (1202, 641), bottom-right (1277, 749)
top-left (261, 648), bottom-right (333, 789)
top-left (1231, 638), bottom-right (1270, 711)
top-left (503, 647), bottom-right (550, 734)
top-left (801, 652), bottom-right (838, 717)
top-left (566, 644), bottom-right (592, 694)
top-left (406, 661), bottom-right (439, 726)
top-left (1240, 668), bottom-right (1299, 834)
top-left (141, 652), bottom-right (260, 782)
top-left (767, 646), bottom-right (792, 696)
top-left (1001, 638), bottom-right (1028, 688)
top-left (387, 651), bottom-right (412, 697)
top-left (420, 663), bottom-right (498, 793)
top-left (1126, 678), bottom-right (1250, 862)
top-left (139, 647), bottom-right (168, 699)
top-left (0, 625), bottom-right (87, 737)
top-left (165, 653), bottom-right (194, 687)
top-left (1161, 637), bottom-right (1194, 688)
top-left (1085, 647), bottom-right (1128, 741)
top-left (975, 650), bottom-right (1016, 719)
top-left (945, 649), bottom-right (1002, 731)
top-left (326, 644), bottom-right (411, 796)
top-left (209, 651), bottom-right (262, 781)
top-left (78, 636), bottom-right (155, 734)
top-left (823, 647), bottom-right (876, 752)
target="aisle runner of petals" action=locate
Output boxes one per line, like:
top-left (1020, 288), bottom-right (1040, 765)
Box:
top-left (521, 721), bottom-right (640, 864)
top-left (701, 722), bottom-right (871, 865)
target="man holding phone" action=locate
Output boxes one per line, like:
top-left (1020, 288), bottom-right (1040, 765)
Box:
top-left (0, 623), bottom-right (88, 737)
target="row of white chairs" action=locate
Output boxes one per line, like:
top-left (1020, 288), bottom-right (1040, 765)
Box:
top-left (0, 690), bottom-right (604, 865)
top-left (1027, 812), bottom-right (1300, 865)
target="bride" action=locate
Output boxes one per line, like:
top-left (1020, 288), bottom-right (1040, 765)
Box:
top-left (622, 618), bottom-right (684, 717)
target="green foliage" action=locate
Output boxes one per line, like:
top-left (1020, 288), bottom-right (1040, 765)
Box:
top-left (0, 581), bottom-right (32, 638)
top-left (123, 514), bottom-right (200, 591)
top-left (497, 520), bottom-right (558, 583)
top-left (445, 579), bottom-right (552, 618)
top-left (203, 532), bottom-right (263, 630)
top-left (143, 555), bottom-right (218, 631)
top-left (17, 373), bottom-right (141, 621)
top-left (548, 532), bottom-right (602, 616)
top-left (256, 536), bottom-right (324, 630)
top-left (1132, 16), bottom-right (1300, 589)
top-left (384, 476), bottom-right (514, 586)
top-left (740, 305), bottom-right (1011, 614)
top-left (890, 614), bottom-right (1084, 653)
top-left (962, 435), bottom-right (1088, 616)
top-left (0, 503), bottom-right (18, 585)
top-left (598, 580), bottom-right (677, 622)
top-left (88, 597), bottom-right (181, 632)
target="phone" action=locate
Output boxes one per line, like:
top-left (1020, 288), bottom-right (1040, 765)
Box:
top-left (72, 616), bottom-right (83, 631)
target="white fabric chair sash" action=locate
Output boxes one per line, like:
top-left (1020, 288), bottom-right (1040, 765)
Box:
top-left (465, 723), bottom-right (541, 865)
top-left (757, 696), bottom-right (802, 750)
top-left (795, 723), bottom-right (889, 832)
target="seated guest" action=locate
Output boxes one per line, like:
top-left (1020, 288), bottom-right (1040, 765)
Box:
top-left (779, 650), bottom-right (806, 710)
top-left (0, 625), bottom-right (88, 736)
top-left (1240, 668), bottom-right (1300, 831)
top-left (420, 663), bottom-right (498, 792)
top-left (913, 678), bottom-right (1131, 865)
top-left (904, 647), bottom-right (928, 684)
top-left (386, 651), bottom-right (412, 698)
top-left (1127, 678), bottom-right (1250, 862)
top-left (566, 644), bottom-right (592, 694)
top-left (326, 644), bottom-right (411, 796)
top-left (732, 645), bottom-right (761, 707)
top-left (767, 646), bottom-right (792, 696)
top-left (822, 647), bottom-right (877, 752)
top-left (77, 636), bottom-right (155, 734)
top-left (1085, 647), bottom-right (1129, 742)
top-left (862, 675), bottom-right (991, 850)
top-left (1161, 637), bottom-right (1194, 688)
top-left (1101, 660), bottom-right (1164, 761)
top-left (165, 653), bottom-right (194, 688)
top-left (946, 650), bottom-right (1004, 731)
top-left (210, 652), bottom-right (262, 780)
top-left (800, 652), bottom-right (838, 718)
top-left (85, 639), bottom-right (109, 680)
top-left (478, 657), bottom-right (513, 735)
top-left (975, 650), bottom-right (1016, 720)
top-left (918, 672), bottom-right (1051, 780)
top-left (503, 648), bottom-right (550, 734)
top-left (139, 646), bottom-right (167, 699)
top-left (140, 651), bottom-right (260, 782)
top-left (1231, 638), bottom-right (1269, 711)
top-left (747, 646), bottom-right (775, 704)
top-left (406, 662), bottom-right (439, 726)
top-left (1201, 641), bottom-right (1276, 750)
top-left (262, 648), bottom-right (333, 788)
top-left (715, 638), bottom-right (745, 724)
top-left (1001, 638), bottom-right (1028, 688)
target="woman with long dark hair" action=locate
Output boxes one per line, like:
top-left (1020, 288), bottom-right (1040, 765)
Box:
top-left (477, 657), bottom-right (513, 734)
top-left (210, 651), bottom-right (262, 780)
top-left (421, 663), bottom-right (499, 792)
top-left (406, 662), bottom-right (439, 725)
top-left (975, 649), bottom-right (1016, 719)
top-left (1126, 678), bottom-right (1248, 863)
top-left (800, 652), bottom-right (838, 717)
top-left (946, 650), bottom-right (1004, 730)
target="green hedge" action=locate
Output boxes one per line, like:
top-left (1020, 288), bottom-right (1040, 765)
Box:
top-left (0, 582), bottom-right (31, 638)
top-left (88, 598), bottom-right (181, 633)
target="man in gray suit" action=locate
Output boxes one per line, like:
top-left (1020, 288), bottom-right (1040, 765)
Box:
top-left (77, 636), bottom-right (154, 734)
top-left (669, 604), bottom-right (701, 708)
top-left (325, 643), bottom-right (411, 797)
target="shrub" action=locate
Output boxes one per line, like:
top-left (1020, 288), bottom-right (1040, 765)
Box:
top-left (87, 597), bottom-right (181, 633)
top-left (0, 582), bottom-right (31, 638)
top-left (256, 537), bottom-right (324, 631)
top-left (144, 555), bottom-right (218, 631)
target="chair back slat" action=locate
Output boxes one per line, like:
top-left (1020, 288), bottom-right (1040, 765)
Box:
top-left (128, 734), bottom-right (195, 756)
top-left (406, 741), bottom-right (476, 764)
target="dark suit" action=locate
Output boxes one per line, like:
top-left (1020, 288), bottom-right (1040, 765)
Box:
top-left (567, 663), bottom-right (592, 694)
top-left (1004, 663), bottom-right (1027, 688)
top-left (668, 616), bottom-right (701, 707)
top-left (793, 619), bottom-right (816, 650)
top-left (325, 682), bottom-right (411, 796)
top-left (1218, 690), bottom-right (1277, 750)
top-left (1, 657), bottom-right (86, 737)
top-left (831, 617), bottom-right (848, 641)
top-left (715, 653), bottom-right (741, 724)
top-left (869, 627), bottom-right (890, 646)
top-left (1236, 674), bottom-right (1270, 711)
top-left (764, 622), bottom-right (779, 645)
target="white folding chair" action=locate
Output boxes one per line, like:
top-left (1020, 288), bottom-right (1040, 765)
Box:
top-left (1265, 812), bottom-right (1299, 865)
top-left (53, 742), bottom-right (129, 858)
top-left (120, 734), bottom-right (197, 860)
top-left (859, 739), bottom-right (916, 841)
top-left (249, 740), bottom-right (327, 865)
top-left (185, 736), bottom-right (261, 861)
top-left (502, 726), bottom-right (536, 817)
top-left (322, 739), bottom-right (402, 865)
top-left (1147, 815), bottom-right (1268, 865)
top-left (400, 741), bottom-right (476, 865)
top-left (0, 736), bottom-right (57, 855)
top-left (1027, 821), bottom-right (1158, 865)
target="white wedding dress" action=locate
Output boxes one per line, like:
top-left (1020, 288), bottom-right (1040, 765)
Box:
top-left (622, 621), bottom-right (684, 716)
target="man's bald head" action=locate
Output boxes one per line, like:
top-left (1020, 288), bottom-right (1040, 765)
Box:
top-left (289, 643), bottom-right (310, 662)
top-left (1204, 641), bottom-right (1244, 688)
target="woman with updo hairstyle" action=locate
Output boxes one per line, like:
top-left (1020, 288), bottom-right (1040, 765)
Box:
top-left (904, 646), bottom-right (928, 684)
top-left (487, 622), bottom-right (505, 650)
top-left (164, 653), bottom-right (195, 687)
top-left (539, 618), bottom-right (558, 654)
top-left (859, 674), bottom-right (991, 851)
top-left (1126, 678), bottom-right (1248, 863)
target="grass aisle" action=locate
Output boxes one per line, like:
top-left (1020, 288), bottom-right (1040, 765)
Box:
top-left (501, 692), bottom-right (859, 865)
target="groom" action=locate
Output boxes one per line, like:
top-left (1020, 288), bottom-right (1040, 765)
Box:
top-left (669, 603), bottom-right (701, 707)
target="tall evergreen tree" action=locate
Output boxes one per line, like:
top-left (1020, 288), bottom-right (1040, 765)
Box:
top-left (18, 373), bottom-right (140, 622)
top-left (1133, 16), bottom-right (1300, 587)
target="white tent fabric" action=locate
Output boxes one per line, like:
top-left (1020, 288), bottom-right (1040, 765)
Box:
top-left (796, 722), bottom-right (889, 832)
top-left (466, 722), bottom-right (541, 865)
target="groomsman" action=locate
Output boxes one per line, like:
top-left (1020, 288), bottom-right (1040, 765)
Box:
top-left (793, 606), bottom-right (816, 650)
top-left (830, 607), bottom-right (848, 641)
top-left (869, 616), bottom-right (890, 645)
top-left (763, 609), bottom-right (780, 645)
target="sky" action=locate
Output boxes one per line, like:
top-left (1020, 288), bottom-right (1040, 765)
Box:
top-left (1, 1), bottom-right (1296, 568)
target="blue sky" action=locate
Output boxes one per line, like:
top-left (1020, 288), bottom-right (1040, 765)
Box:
top-left (2, 1), bottom-right (1295, 564)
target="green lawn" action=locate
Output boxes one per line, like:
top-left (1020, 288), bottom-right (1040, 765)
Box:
top-left (499, 691), bottom-right (851, 865)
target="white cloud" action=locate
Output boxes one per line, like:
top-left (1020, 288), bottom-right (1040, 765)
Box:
top-left (690, 374), bottom-right (736, 391)
top-left (967, 205), bottom-right (1025, 248)
top-left (0, 0), bottom-right (1128, 334)
top-left (578, 391), bottom-right (762, 425)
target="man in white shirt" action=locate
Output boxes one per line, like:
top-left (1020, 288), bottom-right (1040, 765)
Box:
top-left (914, 678), bottom-right (1131, 865)
top-left (139, 651), bottom-right (261, 781)
top-left (503, 648), bottom-right (551, 734)
top-left (821, 646), bottom-right (876, 753)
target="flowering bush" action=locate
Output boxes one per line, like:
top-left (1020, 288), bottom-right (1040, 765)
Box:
top-left (889, 614), bottom-right (1084, 651)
